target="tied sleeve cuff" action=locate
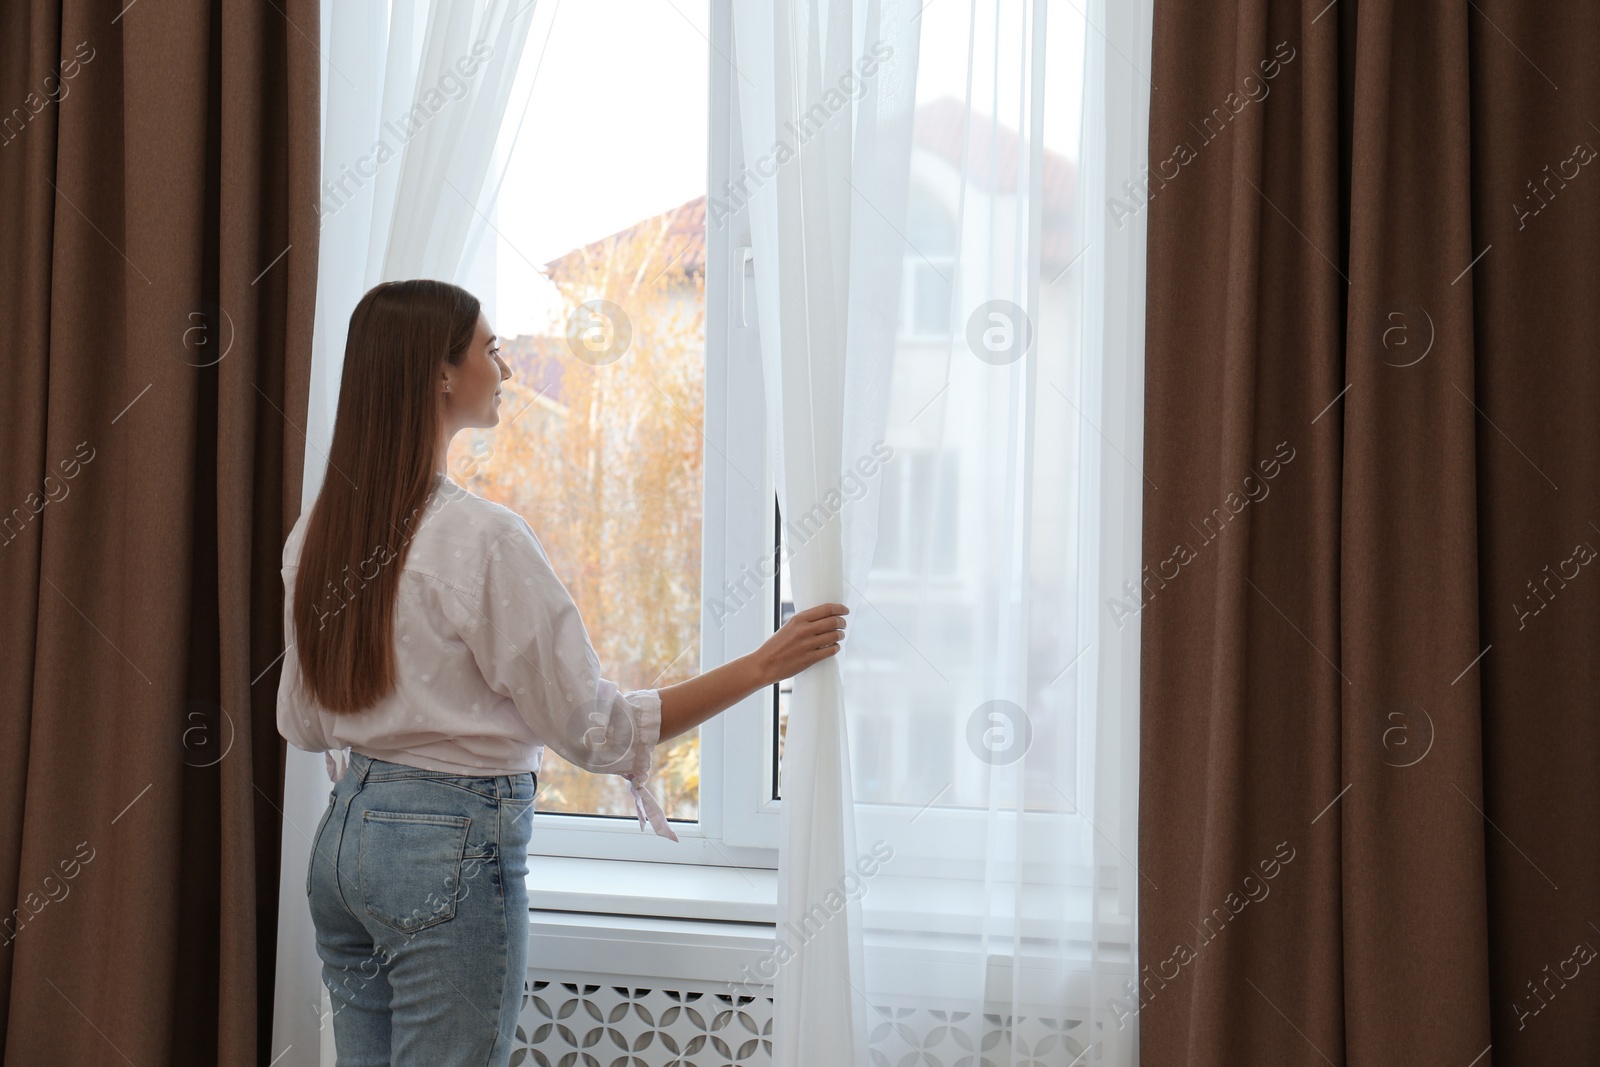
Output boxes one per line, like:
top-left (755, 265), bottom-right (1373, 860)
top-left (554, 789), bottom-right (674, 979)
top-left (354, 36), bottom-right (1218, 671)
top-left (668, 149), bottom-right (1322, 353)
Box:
top-left (620, 688), bottom-right (678, 842)
top-left (624, 774), bottom-right (678, 841)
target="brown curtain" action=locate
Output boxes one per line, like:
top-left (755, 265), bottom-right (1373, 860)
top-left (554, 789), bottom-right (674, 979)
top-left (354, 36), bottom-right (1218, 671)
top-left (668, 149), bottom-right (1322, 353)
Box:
top-left (0, 1), bottom-right (318, 1063)
top-left (1139, 1), bottom-right (1600, 1064)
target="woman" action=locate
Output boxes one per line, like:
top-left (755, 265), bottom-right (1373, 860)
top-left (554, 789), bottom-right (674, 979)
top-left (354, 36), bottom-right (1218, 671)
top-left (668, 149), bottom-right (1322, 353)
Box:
top-left (276, 279), bottom-right (846, 1066)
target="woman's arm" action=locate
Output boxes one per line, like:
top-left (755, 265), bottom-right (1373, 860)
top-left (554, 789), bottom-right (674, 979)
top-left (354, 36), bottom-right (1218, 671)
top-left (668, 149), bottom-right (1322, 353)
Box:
top-left (656, 602), bottom-right (849, 744)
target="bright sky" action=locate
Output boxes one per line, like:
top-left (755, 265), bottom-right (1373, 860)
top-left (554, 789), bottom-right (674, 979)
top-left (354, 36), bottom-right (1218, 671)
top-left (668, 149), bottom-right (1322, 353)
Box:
top-left (489, 0), bottom-right (1086, 339)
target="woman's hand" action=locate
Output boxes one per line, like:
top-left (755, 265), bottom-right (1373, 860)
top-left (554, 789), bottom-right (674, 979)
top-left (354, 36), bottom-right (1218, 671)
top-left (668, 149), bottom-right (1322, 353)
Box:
top-left (657, 602), bottom-right (850, 744)
top-left (752, 602), bottom-right (849, 685)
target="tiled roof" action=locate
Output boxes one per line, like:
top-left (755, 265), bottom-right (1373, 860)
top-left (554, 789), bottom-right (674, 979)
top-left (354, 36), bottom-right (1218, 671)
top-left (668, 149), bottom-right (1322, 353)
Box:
top-left (912, 96), bottom-right (1079, 267)
top-left (911, 97), bottom-right (1075, 197)
top-left (543, 196), bottom-right (705, 284)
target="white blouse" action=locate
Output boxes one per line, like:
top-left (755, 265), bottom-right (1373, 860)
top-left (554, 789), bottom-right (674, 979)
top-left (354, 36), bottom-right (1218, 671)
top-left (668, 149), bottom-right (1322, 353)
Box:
top-left (275, 472), bottom-right (678, 841)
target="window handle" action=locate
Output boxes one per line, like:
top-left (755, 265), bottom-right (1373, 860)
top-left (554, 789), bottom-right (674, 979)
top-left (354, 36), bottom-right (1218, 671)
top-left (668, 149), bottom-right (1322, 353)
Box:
top-left (738, 246), bottom-right (755, 328)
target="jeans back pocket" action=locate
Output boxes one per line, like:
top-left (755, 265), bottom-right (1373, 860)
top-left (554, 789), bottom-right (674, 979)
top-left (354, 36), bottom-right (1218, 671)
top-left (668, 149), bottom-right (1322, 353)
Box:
top-left (358, 810), bottom-right (472, 934)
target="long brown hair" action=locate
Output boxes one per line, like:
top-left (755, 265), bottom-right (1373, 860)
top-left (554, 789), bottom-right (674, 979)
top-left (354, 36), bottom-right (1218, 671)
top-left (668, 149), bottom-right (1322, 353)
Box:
top-left (292, 279), bottom-right (481, 713)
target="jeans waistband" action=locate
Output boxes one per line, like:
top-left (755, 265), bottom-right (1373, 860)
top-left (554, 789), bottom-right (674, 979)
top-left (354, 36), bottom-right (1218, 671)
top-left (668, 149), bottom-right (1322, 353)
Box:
top-left (346, 750), bottom-right (535, 799)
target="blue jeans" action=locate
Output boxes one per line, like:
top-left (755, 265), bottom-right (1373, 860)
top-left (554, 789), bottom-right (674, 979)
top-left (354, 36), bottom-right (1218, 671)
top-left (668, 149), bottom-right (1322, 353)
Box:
top-left (306, 751), bottom-right (536, 1066)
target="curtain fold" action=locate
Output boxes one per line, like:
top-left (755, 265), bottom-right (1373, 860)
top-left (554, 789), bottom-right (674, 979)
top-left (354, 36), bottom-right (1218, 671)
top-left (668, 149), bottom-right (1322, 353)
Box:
top-left (1340, 3), bottom-right (1491, 1059)
top-left (731, 3), bottom-right (886, 1060)
top-left (1141, 1), bottom-right (1600, 1062)
top-left (269, 3), bottom-right (539, 1062)
top-left (0, 0), bottom-right (319, 1063)
top-left (735, 1), bottom-right (1151, 1063)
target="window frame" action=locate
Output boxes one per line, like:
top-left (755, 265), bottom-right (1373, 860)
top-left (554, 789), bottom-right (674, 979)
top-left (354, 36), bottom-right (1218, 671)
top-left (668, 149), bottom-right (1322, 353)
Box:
top-left (870, 446), bottom-right (962, 578)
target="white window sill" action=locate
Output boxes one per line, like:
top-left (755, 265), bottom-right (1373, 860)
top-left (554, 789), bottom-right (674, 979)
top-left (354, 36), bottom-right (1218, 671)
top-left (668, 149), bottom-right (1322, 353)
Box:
top-left (524, 855), bottom-right (1133, 942)
top-left (527, 854), bottom-right (777, 923)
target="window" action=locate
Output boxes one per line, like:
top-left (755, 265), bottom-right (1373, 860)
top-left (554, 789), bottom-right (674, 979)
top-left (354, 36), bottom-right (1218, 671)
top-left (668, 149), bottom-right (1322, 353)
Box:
top-left (748, 15), bottom-right (1105, 880)
top-left (771, 444), bottom-right (959, 802)
top-left (899, 183), bottom-right (957, 339)
top-left (871, 448), bottom-right (959, 576)
top-left (453, 0), bottom-right (781, 866)
top-left (448, 0), bottom-right (1111, 888)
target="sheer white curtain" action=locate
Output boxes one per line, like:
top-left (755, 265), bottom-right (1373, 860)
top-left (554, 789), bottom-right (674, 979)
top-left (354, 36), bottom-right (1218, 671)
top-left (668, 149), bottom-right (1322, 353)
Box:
top-left (733, 0), bottom-right (1151, 1062)
top-left (269, 2), bottom-right (540, 1062)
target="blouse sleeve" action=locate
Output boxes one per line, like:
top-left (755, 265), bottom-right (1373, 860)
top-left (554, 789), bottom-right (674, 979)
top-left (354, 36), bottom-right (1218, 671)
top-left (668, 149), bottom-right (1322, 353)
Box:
top-left (449, 520), bottom-right (678, 842)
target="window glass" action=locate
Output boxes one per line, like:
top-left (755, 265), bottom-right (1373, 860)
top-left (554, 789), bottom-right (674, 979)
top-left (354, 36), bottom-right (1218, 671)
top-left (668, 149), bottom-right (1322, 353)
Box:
top-left (448, 0), bottom-right (709, 822)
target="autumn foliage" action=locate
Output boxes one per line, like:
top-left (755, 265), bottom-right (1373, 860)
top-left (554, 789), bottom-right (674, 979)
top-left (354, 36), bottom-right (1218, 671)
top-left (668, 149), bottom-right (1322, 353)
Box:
top-left (446, 199), bottom-right (707, 822)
